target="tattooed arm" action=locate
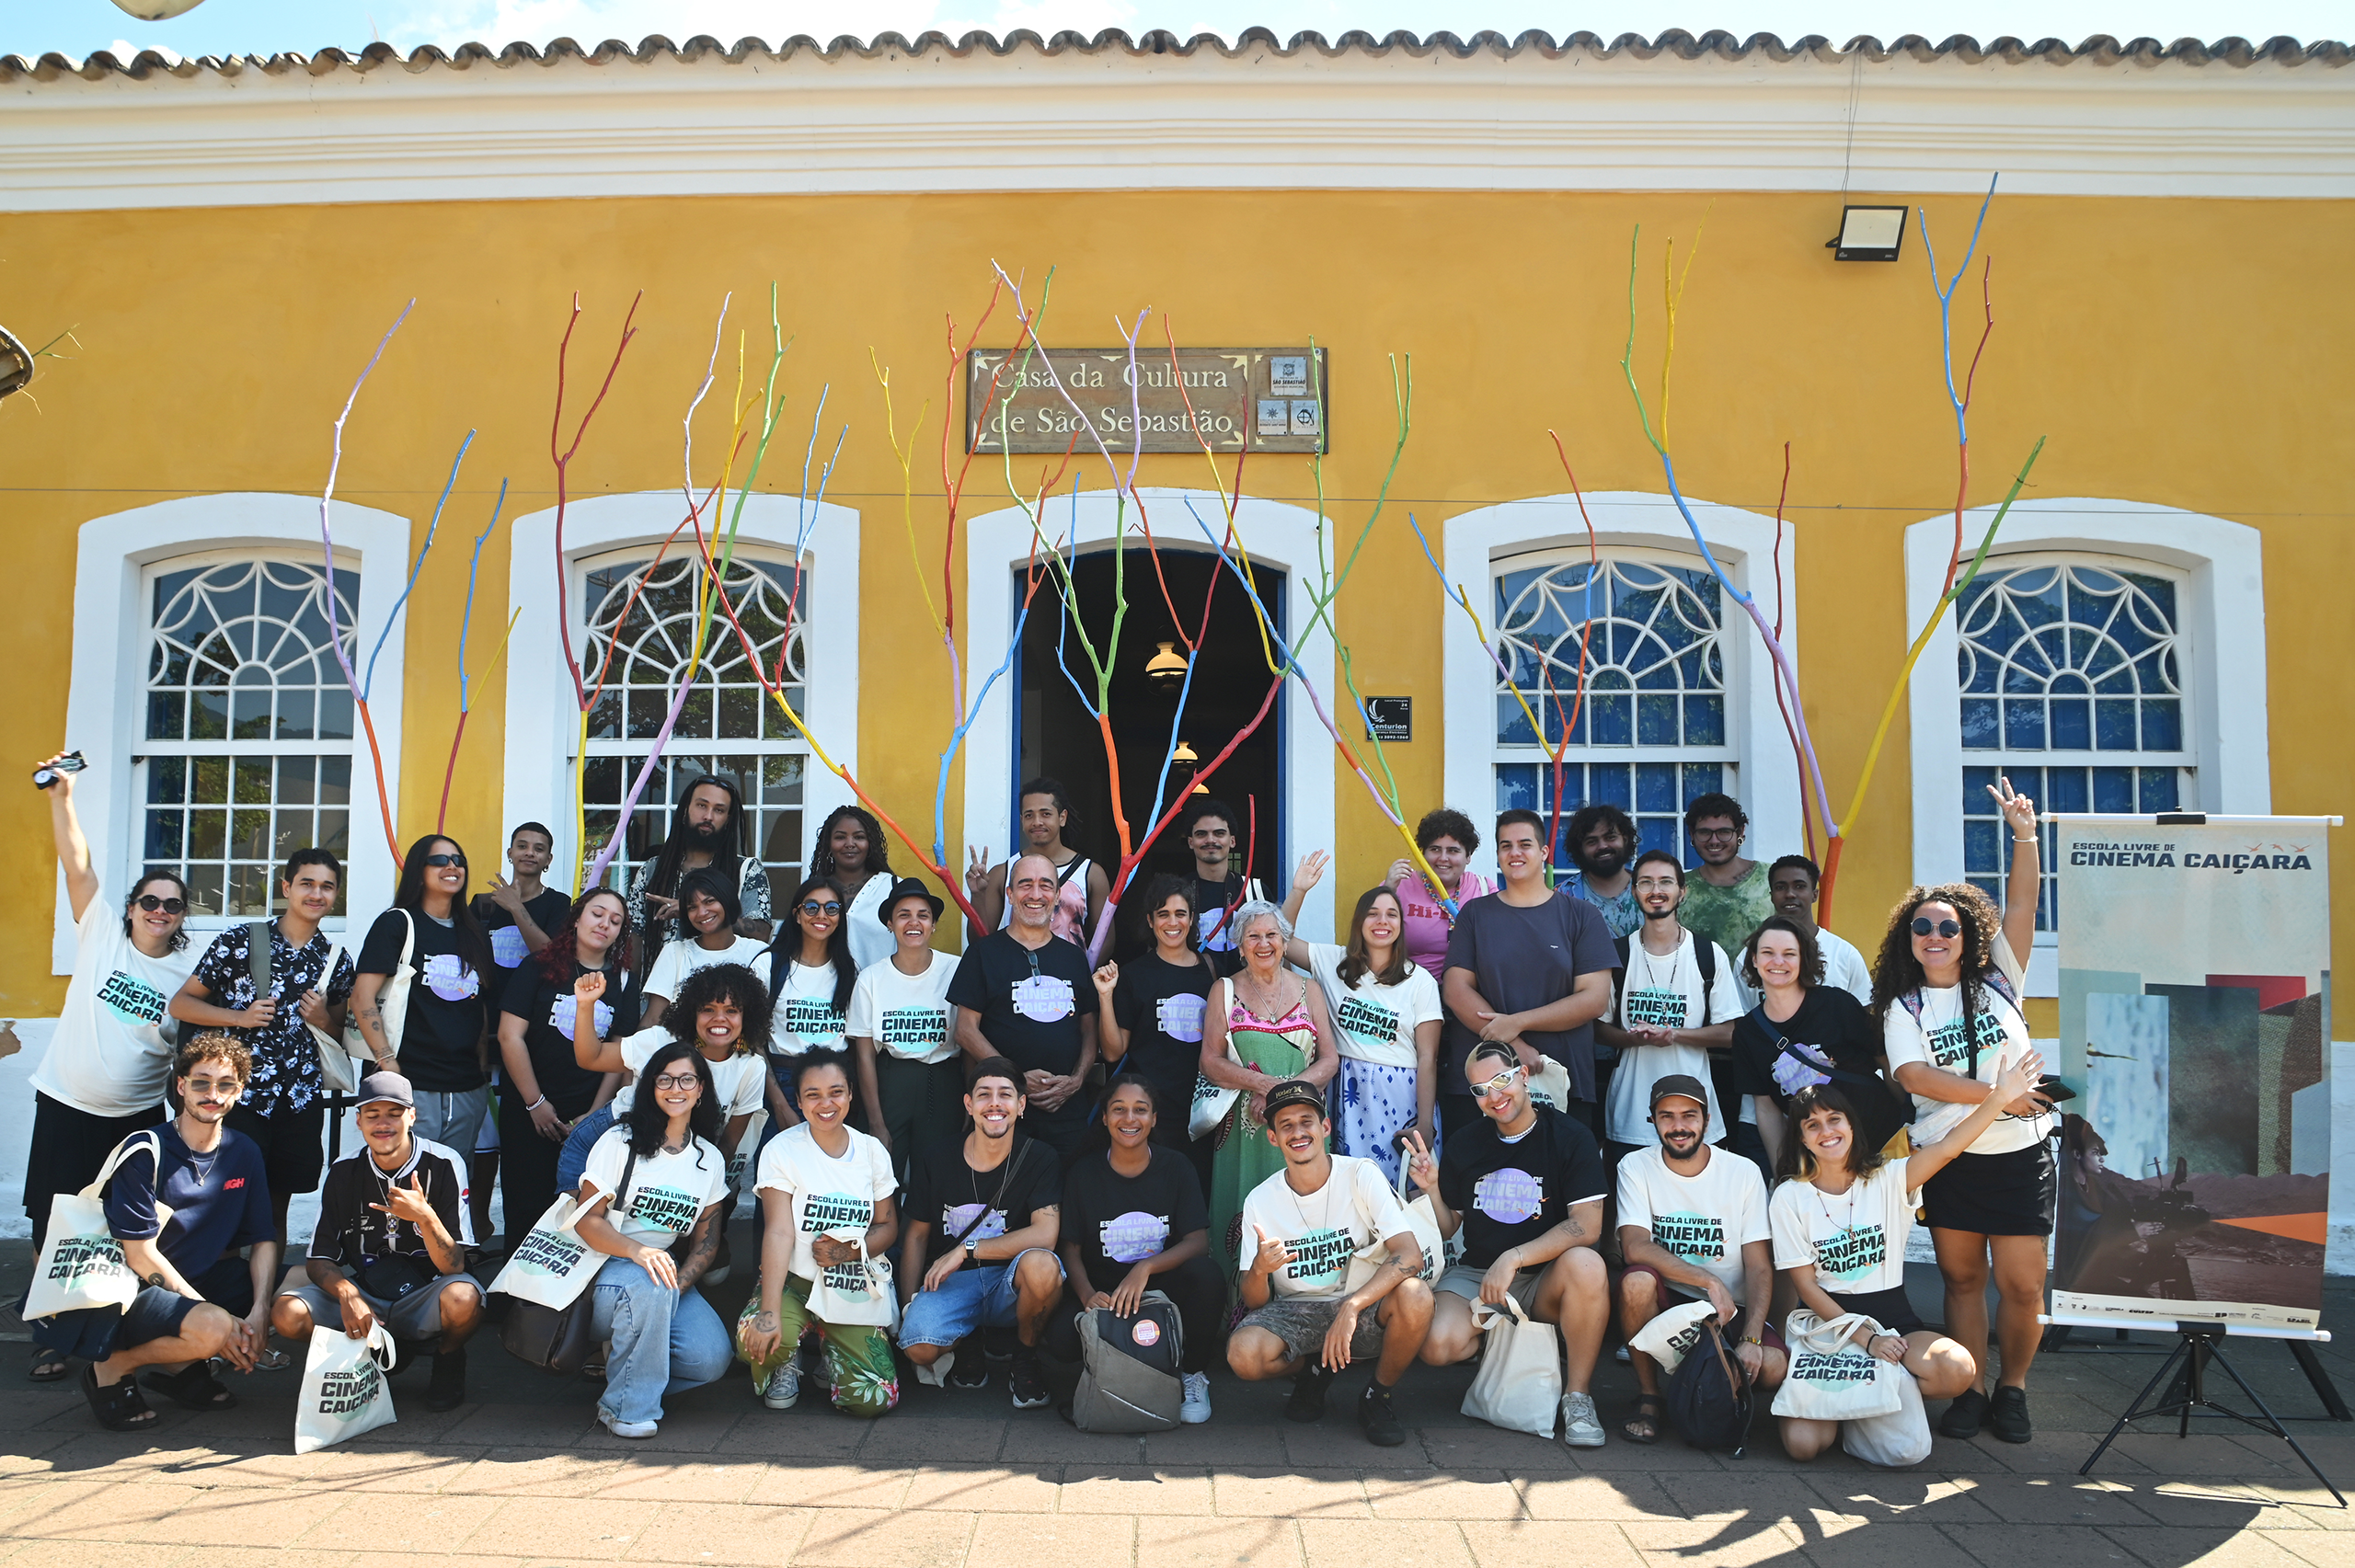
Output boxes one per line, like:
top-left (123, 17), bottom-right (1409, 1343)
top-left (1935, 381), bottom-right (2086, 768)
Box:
top-left (672, 1202), bottom-right (725, 1293)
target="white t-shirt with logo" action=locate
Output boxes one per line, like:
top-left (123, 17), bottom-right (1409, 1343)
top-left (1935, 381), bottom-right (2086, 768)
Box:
top-left (33, 898), bottom-right (198, 1118)
top-left (606, 1026), bottom-right (767, 1120)
top-left (580, 1124), bottom-right (729, 1247)
top-left (754, 1120), bottom-right (898, 1289)
top-left (1882, 977), bottom-right (2045, 1154)
top-left (644, 935), bottom-right (769, 1003)
top-left (1614, 1143), bottom-right (1770, 1306)
top-left (1815, 928), bottom-right (1874, 1004)
top-left (1769, 1155), bottom-right (1922, 1298)
top-left (771, 961), bottom-right (850, 1056)
top-left (1303, 944), bottom-right (1443, 1070)
top-left (845, 951), bottom-right (959, 1065)
top-left (1604, 929), bottom-right (1744, 1147)
top-left (1237, 1154), bottom-right (1412, 1302)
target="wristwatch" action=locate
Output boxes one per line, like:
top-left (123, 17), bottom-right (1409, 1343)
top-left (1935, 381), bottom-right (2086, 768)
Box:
top-left (962, 1235), bottom-right (981, 1258)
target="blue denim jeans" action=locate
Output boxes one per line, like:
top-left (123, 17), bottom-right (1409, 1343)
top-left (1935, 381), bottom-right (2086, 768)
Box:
top-left (897, 1248), bottom-right (1063, 1349)
top-left (556, 1103), bottom-right (616, 1196)
top-left (586, 1255), bottom-right (732, 1426)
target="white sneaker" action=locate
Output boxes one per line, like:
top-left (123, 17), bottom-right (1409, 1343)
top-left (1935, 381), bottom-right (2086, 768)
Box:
top-left (1560, 1391), bottom-right (1605, 1448)
top-left (1612, 1344), bottom-right (1630, 1364)
top-left (1180, 1371), bottom-right (1212, 1425)
top-left (599, 1407), bottom-right (659, 1439)
top-left (758, 1361), bottom-right (800, 1412)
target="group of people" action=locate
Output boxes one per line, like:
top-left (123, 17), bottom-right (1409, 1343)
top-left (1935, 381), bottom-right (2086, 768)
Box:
top-left (20, 753), bottom-right (2062, 1464)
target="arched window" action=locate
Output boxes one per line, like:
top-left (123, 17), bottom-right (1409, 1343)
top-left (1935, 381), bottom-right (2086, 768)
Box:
top-left (578, 548), bottom-right (811, 893)
top-left (140, 555), bottom-right (358, 919)
top-left (1491, 549), bottom-right (1734, 864)
top-left (1956, 556), bottom-right (2189, 930)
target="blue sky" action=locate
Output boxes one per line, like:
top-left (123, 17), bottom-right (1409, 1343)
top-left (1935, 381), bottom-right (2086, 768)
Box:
top-left (5, 0), bottom-right (2344, 61)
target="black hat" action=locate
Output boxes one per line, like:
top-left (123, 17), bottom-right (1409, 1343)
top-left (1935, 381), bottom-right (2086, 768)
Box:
top-left (356, 1072), bottom-right (414, 1112)
top-left (1262, 1080), bottom-right (1327, 1121)
top-left (879, 876), bottom-right (945, 927)
top-left (1648, 1073), bottom-right (1710, 1113)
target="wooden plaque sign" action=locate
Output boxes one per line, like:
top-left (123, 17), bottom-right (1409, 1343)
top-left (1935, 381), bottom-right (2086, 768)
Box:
top-left (966, 347), bottom-right (1327, 455)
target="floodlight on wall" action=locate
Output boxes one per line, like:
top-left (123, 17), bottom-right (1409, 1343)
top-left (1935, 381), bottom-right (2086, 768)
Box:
top-left (1826, 205), bottom-right (1909, 261)
top-left (111, 0), bottom-right (208, 17)
top-left (0, 325), bottom-right (33, 402)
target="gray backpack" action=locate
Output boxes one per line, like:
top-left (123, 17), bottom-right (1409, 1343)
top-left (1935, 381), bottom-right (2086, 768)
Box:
top-left (1068, 1291), bottom-right (1184, 1433)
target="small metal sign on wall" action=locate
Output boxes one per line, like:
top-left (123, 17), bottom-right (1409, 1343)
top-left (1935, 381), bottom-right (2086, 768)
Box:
top-left (966, 347), bottom-right (1327, 455)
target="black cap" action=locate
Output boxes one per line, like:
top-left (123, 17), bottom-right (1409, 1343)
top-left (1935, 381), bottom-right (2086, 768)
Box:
top-left (879, 876), bottom-right (945, 927)
top-left (1648, 1073), bottom-right (1710, 1113)
top-left (1262, 1080), bottom-right (1326, 1121)
top-left (356, 1071), bottom-right (413, 1112)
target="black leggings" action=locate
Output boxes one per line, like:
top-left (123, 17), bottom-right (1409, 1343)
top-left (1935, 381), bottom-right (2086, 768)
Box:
top-left (1044, 1253), bottom-right (1225, 1375)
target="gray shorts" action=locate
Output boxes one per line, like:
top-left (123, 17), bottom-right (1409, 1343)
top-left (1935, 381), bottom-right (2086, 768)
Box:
top-left (1237, 1295), bottom-right (1385, 1364)
top-left (1437, 1262), bottom-right (1545, 1313)
top-left (278, 1271), bottom-right (477, 1343)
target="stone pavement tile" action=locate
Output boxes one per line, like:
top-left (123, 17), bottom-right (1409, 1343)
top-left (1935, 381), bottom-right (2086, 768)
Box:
top-left (900, 1464), bottom-right (1062, 1514)
top-left (1968, 1433), bottom-right (2157, 1475)
top-left (435, 1450), bottom-right (626, 1498)
top-left (1298, 1518), bottom-right (1474, 1568)
top-left (200, 1549), bottom-right (359, 1568)
top-left (1134, 1515), bottom-right (1303, 1568)
top-left (967, 1515), bottom-right (1132, 1557)
top-left (993, 1424), bottom-right (1144, 1466)
top-left (0, 1543), bottom-right (191, 1568)
top-left (789, 1507), bottom-right (974, 1567)
top-left (1210, 1466), bottom-right (1370, 1518)
top-left (157, 1446), bottom-right (335, 1489)
top-left (850, 1418), bottom-right (1009, 1466)
top-left (621, 1501), bottom-right (811, 1564)
top-left (2275, 1536), bottom-right (2355, 1567)
top-left (0, 1478), bottom-right (121, 1532)
top-left (345, 1403), bottom-right (477, 1446)
top-left (1511, 1471), bottom-right (1680, 1522)
top-left (462, 1496), bottom-right (663, 1560)
top-left (2247, 1482), bottom-right (2355, 1528)
top-left (2246, 1437), bottom-right (2355, 1480)
top-left (2121, 1480), bottom-right (2302, 1529)
top-left (1620, 1518), bottom-right (1806, 1567)
top-left (1802, 1473), bottom-right (2001, 1525)
top-left (440, 1405), bottom-right (598, 1450)
top-left (1567, 1439), bottom-right (1729, 1473)
top-left (578, 1405), bottom-right (742, 1456)
top-left (595, 1457), bottom-right (764, 1504)
top-left (1361, 1470), bottom-right (1526, 1520)
top-left (1941, 1524), bottom-right (2151, 1567)
top-left (1956, 1475), bottom-right (2167, 1527)
top-left (1058, 1464), bottom-right (1216, 1516)
top-left (2103, 1526), bottom-right (2316, 1568)
top-left (741, 1462), bottom-right (912, 1510)
top-left (1140, 1424), bottom-right (1292, 1468)
top-left (353, 1555), bottom-right (522, 1568)
top-left (1458, 1519), bottom-right (1646, 1568)
top-left (1417, 1427), bottom-right (1580, 1471)
top-left (1278, 1427), bottom-right (1388, 1470)
top-left (718, 1416), bottom-right (868, 1461)
top-left (25, 1480), bottom-right (201, 1539)
top-left (1655, 1473), bottom-right (1866, 1526)
top-left (130, 1484), bottom-right (350, 1547)
top-left (294, 1492), bottom-right (505, 1552)
top-left (2104, 1435), bottom-right (2295, 1477)
top-left (304, 1447), bottom-right (487, 1494)
top-left (32, 1436), bottom-right (226, 1483)
top-left (1789, 1521), bottom-right (1951, 1568)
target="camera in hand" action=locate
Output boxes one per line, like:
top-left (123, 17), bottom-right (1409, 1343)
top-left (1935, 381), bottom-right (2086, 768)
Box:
top-left (32, 751), bottom-right (86, 791)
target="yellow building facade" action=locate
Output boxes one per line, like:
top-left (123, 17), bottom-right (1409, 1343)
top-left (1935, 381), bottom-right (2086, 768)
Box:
top-left (1, 32), bottom-right (2347, 1120)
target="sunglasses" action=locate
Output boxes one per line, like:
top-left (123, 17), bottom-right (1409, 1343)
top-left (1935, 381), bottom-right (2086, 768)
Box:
top-left (800, 900), bottom-right (843, 918)
top-left (1911, 916), bottom-right (1963, 939)
top-left (652, 1073), bottom-right (703, 1091)
top-left (1472, 1063), bottom-right (1525, 1097)
top-left (423, 853), bottom-right (466, 868)
top-left (134, 895), bottom-right (187, 914)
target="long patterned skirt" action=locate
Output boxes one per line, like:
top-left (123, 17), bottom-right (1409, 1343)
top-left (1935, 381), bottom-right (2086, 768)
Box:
top-left (1331, 1057), bottom-right (1430, 1189)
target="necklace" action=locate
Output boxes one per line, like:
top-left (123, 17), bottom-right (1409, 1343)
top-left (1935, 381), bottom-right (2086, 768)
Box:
top-left (1632, 932), bottom-right (1687, 995)
top-left (1811, 1173), bottom-right (1861, 1233)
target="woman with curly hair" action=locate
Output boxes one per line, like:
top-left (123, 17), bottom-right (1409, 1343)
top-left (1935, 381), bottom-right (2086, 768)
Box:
top-left (1872, 775), bottom-right (2052, 1445)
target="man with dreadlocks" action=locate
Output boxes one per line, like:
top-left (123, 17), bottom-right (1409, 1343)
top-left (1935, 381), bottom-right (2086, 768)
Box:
top-left (626, 773), bottom-right (774, 966)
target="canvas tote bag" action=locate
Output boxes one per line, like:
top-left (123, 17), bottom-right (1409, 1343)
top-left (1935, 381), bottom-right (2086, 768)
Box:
top-left (22, 1129), bottom-right (167, 1320)
top-left (1772, 1309), bottom-right (1905, 1423)
top-left (1460, 1295), bottom-right (1563, 1437)
top-left (294, 1319), bottom-right (397, 1453)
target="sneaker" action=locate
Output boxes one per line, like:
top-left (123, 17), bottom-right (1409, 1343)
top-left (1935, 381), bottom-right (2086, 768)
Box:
top-left (598, 1407), bottom-right (659, 1439)
top-left (1560, 1391), bottom-right (1605, 1448)
top-left (425, 1348), bottom-right (467, 1413)
top-left (1180, 1371), bottom-right (1212, 1425)
top-left (984, 1326), bottom-right (1017, 1364)
top-left (1939, 1387), bottom-right (1990, 1438)
top-left (800, 1339), bottom-right (832, 1391)
top-left (1357, 1382), bottom-right (1406, 1448)
top-left (1988, 1385), bottom-right (2033, 1445)
top-left (1613, 1344), bottom-right (1631, 1365)
top-left (1008, 1351), bottom-right (1051, 1410)
top-left (948, 1341), bottom-right (990, 1391)
top-left (757, 1360), bottom-right (800, 1412)
top-left (1284, 1363), bottom-right (1335, 1423)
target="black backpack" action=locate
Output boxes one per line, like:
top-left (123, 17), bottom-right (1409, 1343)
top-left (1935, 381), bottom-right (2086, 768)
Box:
top-left (1666, 1316), bottom-right (1755, 1457)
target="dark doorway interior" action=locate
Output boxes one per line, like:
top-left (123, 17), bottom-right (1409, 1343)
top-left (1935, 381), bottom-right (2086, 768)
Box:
top-left (1015, 547), bottom-right (1285, 948)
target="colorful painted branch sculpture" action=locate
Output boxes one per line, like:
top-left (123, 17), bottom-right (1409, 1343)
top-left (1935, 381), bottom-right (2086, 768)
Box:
top-left (1926, 177), bottom-right (2000, 596)
top-left (1763, 444), bottom-right (1815, 861)
top-left (437, 478), bottom-right (520, 832)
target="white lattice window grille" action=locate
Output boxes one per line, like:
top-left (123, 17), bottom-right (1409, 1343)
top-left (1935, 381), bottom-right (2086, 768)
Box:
top-left (1957, 557), bottom-right (2190, 931)
top-left (139, 556), bottom-right (358, 924)
top-left (1491, 550), bottom-right (1734, 867)
top-left (579, 549), bottom-right (812, 894)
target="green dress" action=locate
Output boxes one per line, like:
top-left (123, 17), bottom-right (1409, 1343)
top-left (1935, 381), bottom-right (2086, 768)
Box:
top-left (1209, 978), bottom-right (1317, 1297)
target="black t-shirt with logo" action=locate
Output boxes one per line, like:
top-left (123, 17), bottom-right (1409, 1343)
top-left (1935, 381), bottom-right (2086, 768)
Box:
top-left (1189, 876), bottom-right (1249, 977)
top-left (474, 887), bottom-right (572, 978)
top-left (946, 932), bottom-right (1097, 1139)
top-left (499, 961), bottom-right (640, 1121)
top-left (1057, 1144), bottom-right (1208, 1294)
top-left (1110, 953), bottom-right (1215, 1134)
top-left (358, 910), bottom-right (488, 1093)
top-left (1436, 1104), bottom-right (1609, 1270)
top-left (1729, 986), bottom-right (1903, 1153)
top-left (905, 1135), bottom-right (1063, 1253)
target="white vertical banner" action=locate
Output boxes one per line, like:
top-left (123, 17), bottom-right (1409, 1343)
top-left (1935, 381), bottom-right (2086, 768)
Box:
top-left (2051, 814), bottom-right (2337, 1331)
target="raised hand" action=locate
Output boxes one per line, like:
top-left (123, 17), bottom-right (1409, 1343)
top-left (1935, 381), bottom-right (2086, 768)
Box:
top-left (1248, 1224), bottom-right (1293, 1280)
top-left (574, 970), bottom-right (607, 1006)
top-left (1092, 962), bottom-right (1120, 998)
top-left (1987, 775), bottom-right (2039, 841)
top-left (1291, 851), bottom-right (1329, 896)
top-left (1400, 1128), bottom-right (1440, 1195)
top-left (965, 845), bottom-right (991, 894)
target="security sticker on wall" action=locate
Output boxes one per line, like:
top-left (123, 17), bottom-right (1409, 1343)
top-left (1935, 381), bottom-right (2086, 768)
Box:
top-left (1256, 399), bottom-right (1290, 437)
top-left (1269, 356), bottom-right (1309, 396)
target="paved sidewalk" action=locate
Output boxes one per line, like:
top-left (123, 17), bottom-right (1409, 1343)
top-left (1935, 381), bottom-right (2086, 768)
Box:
top-left (3, 1241), bottom-right (2349, 1568)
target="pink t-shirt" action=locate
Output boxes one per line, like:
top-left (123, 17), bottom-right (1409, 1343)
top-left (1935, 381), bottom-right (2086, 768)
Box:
top-left (1396, 870), bottom-right (1492, 978)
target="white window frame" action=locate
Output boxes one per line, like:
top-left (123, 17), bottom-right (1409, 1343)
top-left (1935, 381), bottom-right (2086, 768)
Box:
top-left (57, 494), bottom-right (410, 973)
top-left (1906, 498), bottom-right (2269, 995)
top-left (501, 492), bottom-right (860, 891)
top-left (1442, 492), bottom-right (1802, 880)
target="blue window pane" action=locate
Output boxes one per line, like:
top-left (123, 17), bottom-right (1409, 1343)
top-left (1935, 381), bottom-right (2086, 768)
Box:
top-left (2093, 767), bottom-right (2135, 814)
top-left (1635, 762), bottom-right (1678, 815)
top-left (2142, 699), bottom-right (2181, 752)
top-left (1497, 696), bottom-right (1537, 747)
top-left (1590, 694), bottom-right (1632, 747)
top-left (1960, 698), bottom-right (1999, 750)
top-left (1593, 764), bottom-right (1635, 811)
top-left (2005, 701), bottom-right (2046, 750)
top-left (1962, 765), bottom-right (2001, 805)
top-left (2051, 698), bottom-right (2090, 750)
top-left (1966, 876), bottom-right (2001, 909)
top-left (1682, 763), bottom-right (1723, 804)
top-left (1684, 695), bottom-right (1724, 747)
top-left (1964, 818), bottom-right (2003, 876)
top-left (1637, 694), bottom-right (1678, 745)
top-left (1496, 764), bottom-right (1538, 814)
top-left (2095, 699), bottom-right (2137, 750)
top-left (2048, 769), bottom-right (2088, 815)
top-left (1637, 819), bottom-right (1679, 860)
top-left (2140, 769), bottom-right (2179, 811)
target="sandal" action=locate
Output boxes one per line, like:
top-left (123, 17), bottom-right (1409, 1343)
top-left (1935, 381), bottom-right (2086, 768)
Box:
top-left (28, 1347), bottom-right (70, 1382)
top-left (143, 1360), bottom-right (238, 1412)
top-left (80, 1364), bottom-right (157, 1431)
top-left (1622, 1393), bottom-right (1665, 1446)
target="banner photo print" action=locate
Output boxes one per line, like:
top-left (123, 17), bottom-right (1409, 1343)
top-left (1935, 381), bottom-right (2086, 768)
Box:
top-left (2053, 816), bottom-right (2334, 1332)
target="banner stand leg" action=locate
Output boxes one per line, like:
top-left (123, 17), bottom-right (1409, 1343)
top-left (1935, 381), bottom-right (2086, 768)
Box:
top-left (2079, 1322), bottom-right (2346, 1505)
top-left (2288, 1341), bottom-right (2353, 1423)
